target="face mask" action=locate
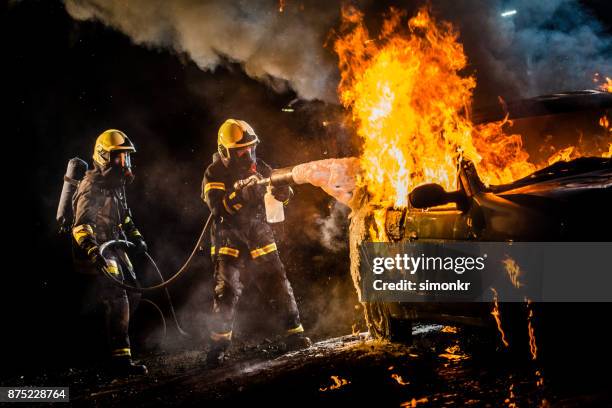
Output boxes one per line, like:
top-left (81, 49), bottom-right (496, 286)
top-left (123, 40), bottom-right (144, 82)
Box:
top-left (232, 146), bottom-right (256, 171)
top-left (109, 152), bottom-right (135, 182)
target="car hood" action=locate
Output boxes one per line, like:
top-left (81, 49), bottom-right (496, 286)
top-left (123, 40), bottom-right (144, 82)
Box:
top-left (490, 157), bottom-right (611, 199)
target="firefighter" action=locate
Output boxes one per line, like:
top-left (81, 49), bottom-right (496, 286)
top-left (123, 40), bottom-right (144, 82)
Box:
top-left (202, 119), bottom-right (311, 366)
top-left (71, 129), bottom-right (148, 376)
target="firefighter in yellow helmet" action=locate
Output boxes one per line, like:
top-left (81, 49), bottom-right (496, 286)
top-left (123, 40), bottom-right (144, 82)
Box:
top-left (71, 129), bottom-right (148, 376)
top-left (201, 119), bottom-right (311, 366)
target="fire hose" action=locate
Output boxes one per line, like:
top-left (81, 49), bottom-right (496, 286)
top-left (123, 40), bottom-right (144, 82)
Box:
top-left (95, 166), bottom-right (298, 337)
top-left (99, 213), bottom-right (212, 292)
top-left (97, 213), bottom-right (213, 338)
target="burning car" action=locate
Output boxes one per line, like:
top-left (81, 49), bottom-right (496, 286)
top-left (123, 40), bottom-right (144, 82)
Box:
top-left (254, 8), bottom-right (612, 353)
top-left (349, 90), bottom-right (612, 345)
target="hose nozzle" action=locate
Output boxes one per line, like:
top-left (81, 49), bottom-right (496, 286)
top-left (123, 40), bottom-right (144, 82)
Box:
top-left (234, 166), bottom-right (296, 190)
top-left (257, 166), bottom-right (295, 187)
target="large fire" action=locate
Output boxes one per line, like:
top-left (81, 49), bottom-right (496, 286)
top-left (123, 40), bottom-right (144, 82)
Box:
top-left (334, 6), bottom-right (611, 213)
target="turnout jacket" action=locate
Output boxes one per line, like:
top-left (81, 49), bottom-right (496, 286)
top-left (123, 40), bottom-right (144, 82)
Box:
top-left (72, 168), bottom-right (142, 257)
top-left (201, 153), bottom-right (274, 225)
top-left (201, 153), bottom-right (292, 259)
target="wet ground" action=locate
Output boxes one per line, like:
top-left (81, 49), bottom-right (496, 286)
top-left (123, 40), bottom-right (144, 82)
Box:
top-left (6, 324), bottom-right (610, 407)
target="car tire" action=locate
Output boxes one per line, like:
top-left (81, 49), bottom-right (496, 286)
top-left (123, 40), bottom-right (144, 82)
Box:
top-left (364, 302), bottom-right (413, 344)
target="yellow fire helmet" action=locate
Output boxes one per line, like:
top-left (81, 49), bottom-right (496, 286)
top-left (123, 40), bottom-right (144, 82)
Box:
top-left (93, 129), bottom-right (136, 168)
top-left (217, 119), bottom-right (260, 163)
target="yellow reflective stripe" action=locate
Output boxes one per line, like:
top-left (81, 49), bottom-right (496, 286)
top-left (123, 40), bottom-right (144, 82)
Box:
top-left (124, 216), bottom-right (132, 224)
top-left (72, 224), bottom-right (94, 244)
top-left (286, 324), bottom-right (304, 335)
top-left (250, 243), bottom-right (278, 259)
top-left (229, 191), bottom-right (236, 200)
top-left (204, 182), bottom-right (226, 193)
top-left (111, 347), bottom-right (131, 357)
top-left (283, 198), bottom-right (290, 206)
top-left (211, 246), bottom-right (240, 257)
top-left (129, 229), bottom-right (142, 237)
top-left (232, 203), bottom-right (242, 211)
top-left (223, 197), bottom-right (235, 214)
top-left (217, 247), bottom-right (239, 257)
top-left (210, 331), bottom-right (232, 341)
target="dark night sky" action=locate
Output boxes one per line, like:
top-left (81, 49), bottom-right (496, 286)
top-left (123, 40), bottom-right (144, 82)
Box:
top-left (4, 0), bottom-right (611, 375)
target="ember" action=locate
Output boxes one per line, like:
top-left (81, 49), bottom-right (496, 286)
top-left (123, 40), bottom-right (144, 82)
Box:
top-left (391, 373), bottom-right (410, 386)
top-left (438, 344), bottom-right (469, 361)
top-left (490, 288), bottom-right (509, 348)
top-left (526, 298), bottom-right (538, 361)
top-left (503, 256), bottom-right (524, 289)
top-left (319, 375), bottom-right (350, 392)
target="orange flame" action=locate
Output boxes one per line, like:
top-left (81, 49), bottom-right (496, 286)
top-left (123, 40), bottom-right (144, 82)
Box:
top-left (505, 383), bottom-right (518, 408)
top-left (319, 375), bottom-right (350, 391)
top-left (600, 113), bottom-right (612, 158)
top-left (526, 298), bottom-right (538, 360)
top-left (490, 287), bottom-right (509, 347)
top-left (547, 146), bottom-right (576, 166)
top-left (334, 7), bottom-right (611, 223)
top-left (400, 397), bottom-right (429, 407)
top-left (593, 72), bottom-right (612, 92)
top-left (368, 208), bottom-right (388, 241)
top-left (441, 325), bottom-right (458, 333)
top-left (391, 373), bottom-right (410, 385)
top-left (535, 370), bottom-right (544, 388)
top-left (438, 344), bottom-right (469, 361)
top-left (600, 76), bottom-right (612, 93)
top-left (334, 7), bottom-right (536, 208)
top-left (502, 255), bottom-right (524, 289)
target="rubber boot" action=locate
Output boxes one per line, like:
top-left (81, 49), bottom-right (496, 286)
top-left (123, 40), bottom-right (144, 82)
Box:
top-left (109, 357), bottom-right (148, 377)
top-left (205, 338), bottom-right (231, 368)
top-left (285, 333), bottom-right (312, 352)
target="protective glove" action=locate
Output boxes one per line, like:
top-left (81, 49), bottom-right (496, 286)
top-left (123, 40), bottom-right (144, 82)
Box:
top-left (240, 178), bottom-right (266, 203)
top-left (87, 246), bottom-right (108, 271)
top-left (271, 186), bottom-right (293, 203)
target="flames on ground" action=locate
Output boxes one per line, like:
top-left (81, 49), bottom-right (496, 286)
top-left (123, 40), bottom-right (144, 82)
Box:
top-left (319, 375), bottom-right (350, 392)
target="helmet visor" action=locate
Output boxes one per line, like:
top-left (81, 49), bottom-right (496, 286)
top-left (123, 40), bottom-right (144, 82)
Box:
top-left (112, 151), bottom-right (132, 171)
top-left (235, 145), bottom-right (256, 158)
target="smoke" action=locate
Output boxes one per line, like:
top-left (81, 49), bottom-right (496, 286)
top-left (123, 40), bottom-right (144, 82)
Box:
top-left (433, 0), bottom-right (612, 101)
top-left (315, 201), bottom-right (350, 252)
top-left (63, 0), bottom-right (348, 102)
top-left (63, 0), bottom-right (611, 104)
